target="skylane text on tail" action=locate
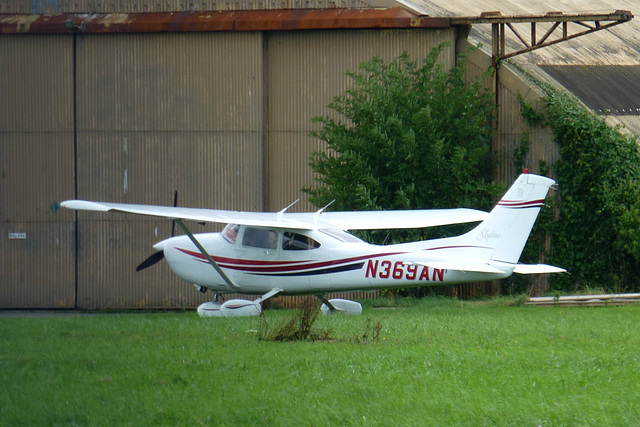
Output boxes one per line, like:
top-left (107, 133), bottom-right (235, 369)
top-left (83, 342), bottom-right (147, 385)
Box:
top-left (62, 172), bottom-right (565, 317)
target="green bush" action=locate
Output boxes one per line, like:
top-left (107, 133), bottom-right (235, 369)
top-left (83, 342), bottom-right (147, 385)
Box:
top-left (542, 89), bottom-right (640, 291)
top-left (305, 44), bottom-right (500, 245)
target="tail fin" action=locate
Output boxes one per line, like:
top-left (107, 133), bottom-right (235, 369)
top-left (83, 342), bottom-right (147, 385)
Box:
top-left (449, 173), bottom-right (555, 264)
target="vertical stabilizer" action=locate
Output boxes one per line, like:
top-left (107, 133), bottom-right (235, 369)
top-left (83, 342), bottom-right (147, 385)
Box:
top-left (454, 173), bottom-right (555, 264)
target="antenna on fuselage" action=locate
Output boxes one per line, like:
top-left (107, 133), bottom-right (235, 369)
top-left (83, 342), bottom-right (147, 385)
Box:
top-left (277, 199), bottom-right (300, 222)
top-left (278, 199), bottom-right (300, 214)
top-left (312, 200), bottom-right (335, 229)
top-left (316, 200), bottom-right (335, 214)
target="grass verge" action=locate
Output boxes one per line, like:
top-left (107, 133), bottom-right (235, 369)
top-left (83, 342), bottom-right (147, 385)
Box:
top-left (2, 297), bottom-right (640, 425)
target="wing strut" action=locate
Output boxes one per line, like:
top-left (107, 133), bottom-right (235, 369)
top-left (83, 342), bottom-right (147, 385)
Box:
top-left (319, 296), bottom-right (341, 312)
top-left (173, 218), bottom-right (240, 290)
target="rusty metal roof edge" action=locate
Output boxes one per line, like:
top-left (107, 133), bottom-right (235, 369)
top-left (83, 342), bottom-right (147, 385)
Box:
top-left (0, 9), bottom-right (453, 34)
top-left (451, 10), bottom-right (633, 25)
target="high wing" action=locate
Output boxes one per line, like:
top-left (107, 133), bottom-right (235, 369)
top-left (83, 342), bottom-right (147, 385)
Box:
top-left (304, 209), bottom-right (488, 230)
top-left (60, 200), bottom-right (487, 230)
top-left (60, 201), bottom-right (314, 229)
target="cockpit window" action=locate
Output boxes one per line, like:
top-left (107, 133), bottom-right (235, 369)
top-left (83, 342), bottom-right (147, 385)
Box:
top-left (222, 224), bottom-right (240, 244)
top-left (283, 232), bottom-right (321, 251)
top-left (242, 227), bottom-right (278, 250)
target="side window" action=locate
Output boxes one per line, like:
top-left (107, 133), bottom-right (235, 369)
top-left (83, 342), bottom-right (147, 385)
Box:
top-left (283, 232), bottom-right (321, 251)
top-left (242, 227), bottom-right (278, 250)
top-left (222, 224), bottom-right (240, 244)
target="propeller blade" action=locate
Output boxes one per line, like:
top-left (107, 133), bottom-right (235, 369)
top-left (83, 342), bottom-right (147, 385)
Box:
top-left (136, 250), bottom-right (165, 272)
top-left (171, 190), bottom-right (178, 237)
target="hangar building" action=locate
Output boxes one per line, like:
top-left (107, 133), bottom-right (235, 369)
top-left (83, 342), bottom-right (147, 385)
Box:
top-left (0, 0), bottom-right (635, 308)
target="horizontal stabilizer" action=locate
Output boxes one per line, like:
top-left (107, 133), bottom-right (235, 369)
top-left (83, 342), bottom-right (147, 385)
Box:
top-left (513, 264), bottom-right (567, 274)
top-left (413, 261), bottom-right (505, 274)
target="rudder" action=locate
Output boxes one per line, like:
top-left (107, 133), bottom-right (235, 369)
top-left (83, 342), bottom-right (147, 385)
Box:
top-left (456, 173), bottom-right (555, 264)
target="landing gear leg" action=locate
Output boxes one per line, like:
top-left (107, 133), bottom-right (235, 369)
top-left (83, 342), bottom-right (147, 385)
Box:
top-left (318, 295), bottom-right (338, 312)
top-left (193, 284), bottom-right (208, 293)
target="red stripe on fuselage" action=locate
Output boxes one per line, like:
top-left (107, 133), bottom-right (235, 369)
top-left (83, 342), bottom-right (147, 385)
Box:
top-left (176, 248), bottom-right (307, 266)
top-left (176, 244), bottom-right (499, 275)
top-left (176, 247), bottom-right (405, 273)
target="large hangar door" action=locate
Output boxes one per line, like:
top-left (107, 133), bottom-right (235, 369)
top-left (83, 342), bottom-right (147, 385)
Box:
top-left (0, 35), bottom-right (76, 308)
top-left (73, 32), bottom-right (265, 309)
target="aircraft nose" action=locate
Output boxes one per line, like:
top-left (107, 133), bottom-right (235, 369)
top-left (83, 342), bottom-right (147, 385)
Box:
top-left (153, 234), bottom-right (188, 252)
top-left (153, 237), bottom-right (175, 251)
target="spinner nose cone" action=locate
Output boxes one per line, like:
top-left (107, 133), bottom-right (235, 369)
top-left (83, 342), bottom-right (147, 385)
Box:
top-left (153, 241), bottom-right (166, 251)
top-left (153, 236), bottom-right (176, 251)
top-left (137, 237), bottom-right (180, 272)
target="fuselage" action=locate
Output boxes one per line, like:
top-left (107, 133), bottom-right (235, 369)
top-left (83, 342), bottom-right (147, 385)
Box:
top-left (156, 224), bottom-right (512, 296)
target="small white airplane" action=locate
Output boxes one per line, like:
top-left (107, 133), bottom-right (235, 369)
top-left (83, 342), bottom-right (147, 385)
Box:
top-left (62, 172), bottom-right (565, 317)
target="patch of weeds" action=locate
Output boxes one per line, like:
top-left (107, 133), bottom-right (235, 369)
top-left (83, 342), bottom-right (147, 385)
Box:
top-left (258, 301), bottom-right (386, 344)
top-left (350, 317), bottom-right (384, 344)
top-left (259, 300), bottom-right (333, 342)
top-left (510, 295), bottom-right (529, 307)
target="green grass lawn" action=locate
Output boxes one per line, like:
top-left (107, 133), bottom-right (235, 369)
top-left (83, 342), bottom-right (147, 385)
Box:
top-left (2, 298), bottom-right (640, 426)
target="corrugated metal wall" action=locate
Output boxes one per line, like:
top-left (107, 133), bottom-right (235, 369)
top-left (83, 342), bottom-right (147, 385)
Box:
top-left (0, 35), bottom-right (76, 308)
top-left (73, 32), bottom-right (264, 308)
top-left (494, 67), bottom-right (558, 183)
top-left (266, 28), bottom-right (454, 211)
top-left (75, 33), bottom-right (264, 207)
top-left (462, 40), bottom-right (559, 182)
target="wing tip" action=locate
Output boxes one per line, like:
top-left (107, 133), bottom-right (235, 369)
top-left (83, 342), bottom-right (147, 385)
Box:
top-left (60, 200), bottom-right (111, 212)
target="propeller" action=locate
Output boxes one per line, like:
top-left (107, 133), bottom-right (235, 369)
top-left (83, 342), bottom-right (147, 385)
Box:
top-left (136, 250), bottom-right (165, 272)
top-left (171, 190), bottom-right (177, 237)
top-left (136, 190), bottom-right (178, 272)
